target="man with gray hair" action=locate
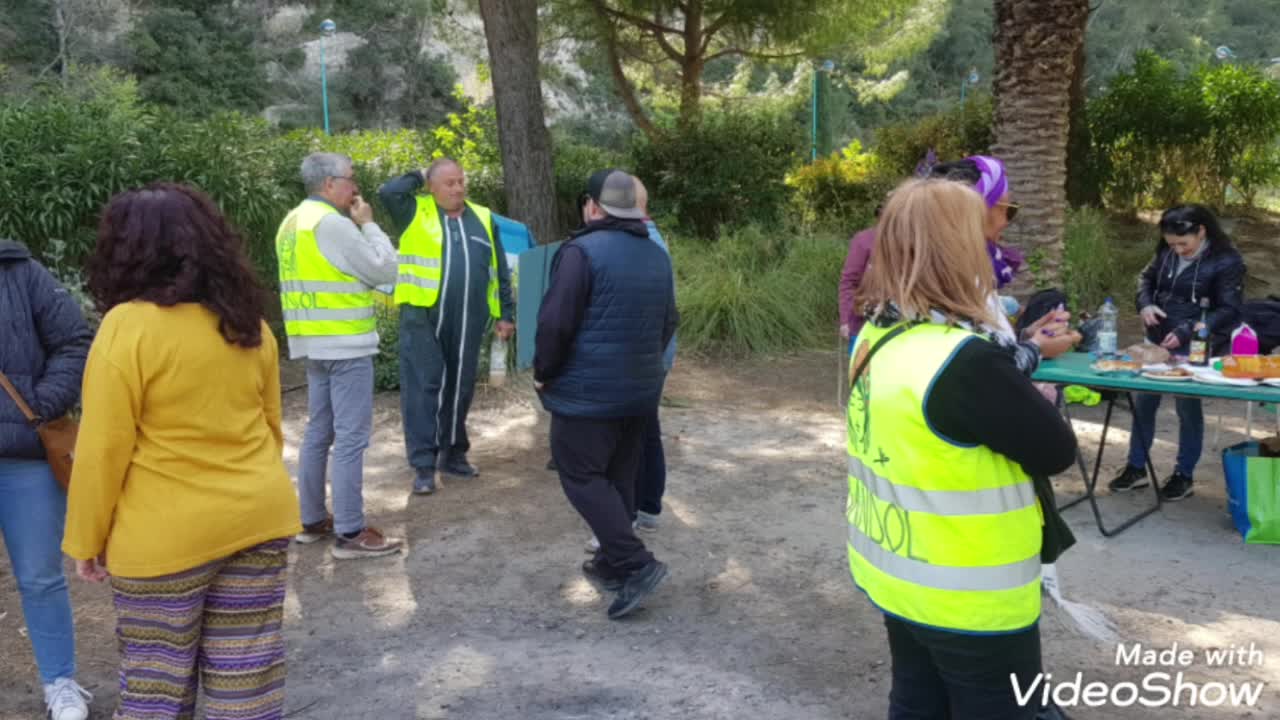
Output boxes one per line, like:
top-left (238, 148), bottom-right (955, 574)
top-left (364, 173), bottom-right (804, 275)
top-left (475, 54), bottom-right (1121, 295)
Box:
top-left (275, 152), bottom-right (402, 559)
top-left (379, 159), bottom-right (515, 495)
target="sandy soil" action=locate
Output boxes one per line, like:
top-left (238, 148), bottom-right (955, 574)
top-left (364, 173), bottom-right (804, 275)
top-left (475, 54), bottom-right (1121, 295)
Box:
top-left (2, 351), bottom-right (1279, 719)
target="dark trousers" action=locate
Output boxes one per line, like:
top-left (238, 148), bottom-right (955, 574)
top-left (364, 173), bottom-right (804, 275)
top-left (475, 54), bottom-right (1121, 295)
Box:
top-left (885, 615), bottom-right (1041, 720)
top-left (637, 410), bottom-right (666, 516)
top-left (399, 304), bottom-right (484, 471)
top-left (551, 413), bottom-right (655, 577)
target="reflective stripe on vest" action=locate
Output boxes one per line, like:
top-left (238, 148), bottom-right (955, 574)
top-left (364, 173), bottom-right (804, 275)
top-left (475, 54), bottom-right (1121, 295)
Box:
top-left (848, 455), bottom-right (1037, 517)
top-left (846, 322), bottom-right (1042, 633)
top-left (394, 197), bottom-right (500, 318)
top-left (275, 200), bottom-right (377, 340)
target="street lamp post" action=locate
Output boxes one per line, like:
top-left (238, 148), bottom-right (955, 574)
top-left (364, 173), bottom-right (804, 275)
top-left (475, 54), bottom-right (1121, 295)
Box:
top-left (319, 19), bottom-right (336, 135)
top-left (960, 67), bottom-right (980, 104)
top-left (811, 60), bottom-right (835, 162)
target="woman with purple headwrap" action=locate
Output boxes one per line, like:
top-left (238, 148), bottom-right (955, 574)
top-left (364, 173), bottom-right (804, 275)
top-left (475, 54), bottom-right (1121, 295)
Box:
top-left (925, 155), bottom-right (1076, 366)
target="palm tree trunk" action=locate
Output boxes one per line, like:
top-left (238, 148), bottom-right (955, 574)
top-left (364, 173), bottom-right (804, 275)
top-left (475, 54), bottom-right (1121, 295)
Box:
top-left (992, 0), bottom-right (1090, 289)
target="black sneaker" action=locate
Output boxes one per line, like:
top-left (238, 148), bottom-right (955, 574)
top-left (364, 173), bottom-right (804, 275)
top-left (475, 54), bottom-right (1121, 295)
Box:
top-left (1160, 472), bottom-right (1195, 501)
top-left (413, 469), bottom-right (436, 495)
top-left (607, 560), bottom-right (668, 620)
top-left (1108, 466), bottom-right (1150, 493)
top-left (581, 559), bottom-right (624, 592)
top-left (441, 455), bottom-right (479, 478)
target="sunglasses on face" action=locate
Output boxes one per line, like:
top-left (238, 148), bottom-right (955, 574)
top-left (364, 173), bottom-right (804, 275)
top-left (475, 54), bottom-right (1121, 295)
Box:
top-left (997, 201), bottom-right (1020, 222)
top-left (1160, 219), bottom-right (1198, 236)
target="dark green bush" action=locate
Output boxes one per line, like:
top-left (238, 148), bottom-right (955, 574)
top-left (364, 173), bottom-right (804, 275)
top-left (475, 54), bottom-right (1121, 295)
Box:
top-left (631, 108), bottom-right (802, 239)
top-left (1090, 50), bottom-right (1280, 209)
top-left (875, 95), bottom-right (994, 175)
top-left (552, 137), bottom-right (626, 238)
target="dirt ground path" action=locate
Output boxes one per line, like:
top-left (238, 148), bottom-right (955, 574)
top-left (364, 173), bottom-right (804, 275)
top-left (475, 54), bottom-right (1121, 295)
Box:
top-left (2, 352), bottom-right (1279, 719)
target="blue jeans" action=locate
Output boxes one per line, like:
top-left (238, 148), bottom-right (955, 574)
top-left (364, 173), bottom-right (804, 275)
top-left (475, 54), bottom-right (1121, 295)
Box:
top-left (298, 358), bottom-right (374, 536)
top-left (1126, 394), bottom-right (1205, 477)
top-left (0, 459), bottom-right (75, 683)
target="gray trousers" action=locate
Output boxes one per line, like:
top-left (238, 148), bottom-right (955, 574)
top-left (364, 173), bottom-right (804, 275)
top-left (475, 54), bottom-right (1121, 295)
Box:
top-left (298, 357), bottom-right (374, 535)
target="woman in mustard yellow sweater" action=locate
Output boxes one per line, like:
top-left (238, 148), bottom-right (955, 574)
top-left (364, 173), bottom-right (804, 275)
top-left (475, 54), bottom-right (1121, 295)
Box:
top-left (64, 184), bottom-right (301, 720)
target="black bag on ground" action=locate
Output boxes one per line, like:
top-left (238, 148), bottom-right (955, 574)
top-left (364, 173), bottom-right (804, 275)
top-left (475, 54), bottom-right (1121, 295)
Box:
top-left (1241, 297), bottom-right (1280, 354)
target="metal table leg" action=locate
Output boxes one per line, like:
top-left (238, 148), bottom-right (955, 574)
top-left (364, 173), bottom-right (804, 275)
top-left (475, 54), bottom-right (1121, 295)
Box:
top-left (1057, 392), bottom-right (1162, 537)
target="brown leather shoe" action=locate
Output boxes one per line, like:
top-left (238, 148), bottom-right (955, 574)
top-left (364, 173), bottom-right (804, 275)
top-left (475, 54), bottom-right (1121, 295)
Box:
top-left (331, 527), bottom-right (403, 559)
top-left (295, 515), bottom-right (334, 545)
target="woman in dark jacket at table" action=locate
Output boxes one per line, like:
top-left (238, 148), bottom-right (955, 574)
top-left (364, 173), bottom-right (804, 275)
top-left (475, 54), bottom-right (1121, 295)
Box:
top-left (1110, 205), bottom-right (1246, 502)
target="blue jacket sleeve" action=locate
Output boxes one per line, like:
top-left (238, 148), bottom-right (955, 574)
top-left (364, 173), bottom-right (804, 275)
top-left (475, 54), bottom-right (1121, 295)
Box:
top-left (28, 262), bottom-right (91, 419)
top-left (377, 171), bottom-right (425, 236)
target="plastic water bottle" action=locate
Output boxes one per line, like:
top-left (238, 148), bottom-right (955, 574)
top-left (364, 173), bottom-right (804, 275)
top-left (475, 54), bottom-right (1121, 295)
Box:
top-left (489, 337), bottom-right (508, 387)
top-left (1098, 298), bottom-right (1118, 358)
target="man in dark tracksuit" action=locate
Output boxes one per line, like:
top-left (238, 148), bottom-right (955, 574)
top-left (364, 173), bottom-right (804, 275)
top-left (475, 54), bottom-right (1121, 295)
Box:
top-left (535, 170), bottom-right (677, 620)
top-left (380, 160), bottom-right (515, 494)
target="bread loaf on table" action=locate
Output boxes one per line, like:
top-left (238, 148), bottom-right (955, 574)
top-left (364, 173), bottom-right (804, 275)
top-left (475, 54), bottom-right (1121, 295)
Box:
top-left (1220, 355), bottom-right (1280, 379)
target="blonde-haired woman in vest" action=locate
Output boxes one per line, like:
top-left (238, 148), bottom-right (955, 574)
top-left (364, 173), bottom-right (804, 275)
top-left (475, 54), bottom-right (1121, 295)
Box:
top-left (846, 178), bottom-right (1077, 720)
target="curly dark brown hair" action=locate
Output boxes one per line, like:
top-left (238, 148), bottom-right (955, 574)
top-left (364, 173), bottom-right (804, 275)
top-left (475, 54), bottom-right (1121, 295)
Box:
top-left (89, 183), bottom-right (265, 348)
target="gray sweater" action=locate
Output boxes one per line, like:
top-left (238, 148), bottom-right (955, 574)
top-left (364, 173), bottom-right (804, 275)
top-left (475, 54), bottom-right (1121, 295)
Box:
top-left (286, 199), bottom-right (398, 361)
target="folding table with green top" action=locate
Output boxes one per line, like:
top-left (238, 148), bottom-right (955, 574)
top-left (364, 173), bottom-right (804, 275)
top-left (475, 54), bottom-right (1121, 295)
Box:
top-left (1032, 352), bottom-right (1280, 537)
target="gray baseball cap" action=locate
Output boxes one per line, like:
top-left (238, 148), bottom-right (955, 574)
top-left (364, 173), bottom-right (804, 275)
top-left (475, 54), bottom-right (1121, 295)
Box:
top-left (586, 169), bottom-right (644, 220)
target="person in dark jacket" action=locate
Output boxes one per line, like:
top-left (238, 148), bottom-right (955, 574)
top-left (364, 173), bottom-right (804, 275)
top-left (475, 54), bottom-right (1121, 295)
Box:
top-left (1111, 205), bottom-right (1247, 501)
top-left (535, 170), bottom-right (677, 620)
top-left (0, 239), bottom-right (93, 720)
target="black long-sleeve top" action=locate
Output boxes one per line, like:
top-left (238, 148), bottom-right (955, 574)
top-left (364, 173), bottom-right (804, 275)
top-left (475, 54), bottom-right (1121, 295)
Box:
top-left (924, 335), bottom-right (1078, 477)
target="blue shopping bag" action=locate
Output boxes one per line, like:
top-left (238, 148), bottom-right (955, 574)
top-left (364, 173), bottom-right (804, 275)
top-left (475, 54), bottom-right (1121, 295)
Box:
top-left (1222, 441), bottom-right (1280, 544)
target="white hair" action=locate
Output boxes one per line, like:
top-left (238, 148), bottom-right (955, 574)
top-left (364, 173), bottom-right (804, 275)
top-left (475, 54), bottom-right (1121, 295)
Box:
top-left (300, 153), bottom-right (352, 194)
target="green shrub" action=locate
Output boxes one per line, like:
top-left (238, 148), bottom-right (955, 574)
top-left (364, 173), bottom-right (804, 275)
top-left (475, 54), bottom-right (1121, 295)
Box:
top-left (673, 224), bottom-right (844, 354)
top-left (786, 140), bottom-right (895, 231)
top-left (1089, 50), bottom-right (1280, 209)
top-left (373, 303), bottom-right (401, 392)
top-left (552, 137), bottom-right (626, 237)
top-left (631, 107), bottom-right (802, 239)
top-left (875, 95), bottom-right (994, 175)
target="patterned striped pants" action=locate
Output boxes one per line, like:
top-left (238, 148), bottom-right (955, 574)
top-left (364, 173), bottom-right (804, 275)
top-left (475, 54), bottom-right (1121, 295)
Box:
top-left (109, 539), bottom-right (291, 720)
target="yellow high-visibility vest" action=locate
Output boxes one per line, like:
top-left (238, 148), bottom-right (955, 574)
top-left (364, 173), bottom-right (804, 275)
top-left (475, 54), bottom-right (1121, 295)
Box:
top-left (394, 196), bottom-right (500, 318)
top-left (275, 200), bottom-right (376, 339)
top-left (847, 322), bottom-right (1042, 633)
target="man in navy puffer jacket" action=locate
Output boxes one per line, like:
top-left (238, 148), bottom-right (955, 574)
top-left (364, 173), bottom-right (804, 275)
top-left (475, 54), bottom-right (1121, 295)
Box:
top-left (534, 171), bottom-right (677, 620)
top-left (0, 239), bottom-right (93, 720)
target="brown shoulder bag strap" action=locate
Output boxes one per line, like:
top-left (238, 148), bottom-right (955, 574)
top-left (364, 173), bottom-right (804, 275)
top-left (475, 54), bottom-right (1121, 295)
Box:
top-left (0, 369), bottom-right (40, 423)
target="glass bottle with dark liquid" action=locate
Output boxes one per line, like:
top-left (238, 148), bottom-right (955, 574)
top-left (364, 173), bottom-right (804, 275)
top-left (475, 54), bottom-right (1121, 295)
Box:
top-left (1188, 297), bottom-right (1210, 366)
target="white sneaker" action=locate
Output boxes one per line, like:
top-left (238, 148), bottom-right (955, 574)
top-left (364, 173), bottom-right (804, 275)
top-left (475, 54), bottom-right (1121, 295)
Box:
top-left (44, 677), bottom-right (90, 720)
top-left (584, 534), bottom-right (600, 554)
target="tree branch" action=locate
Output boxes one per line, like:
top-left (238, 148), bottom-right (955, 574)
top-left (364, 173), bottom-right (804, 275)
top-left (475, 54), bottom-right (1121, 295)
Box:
top-left (594, 2), bottom-right (683, 36)
top-left (591, 4), bottom-right (659, 141)
top-left (700, 11), bottom-right (733, 55)
top-left (651, 25), bottom-right (686, 62)
top-left (705, 47), bottom-right (805, 63)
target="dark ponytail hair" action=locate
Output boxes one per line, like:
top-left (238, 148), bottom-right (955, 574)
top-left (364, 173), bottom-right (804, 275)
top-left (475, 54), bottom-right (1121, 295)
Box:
top-left (1156, 204), bottom-right (1233, 256)
top-left (927, 159), bottom-right (982, 185)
